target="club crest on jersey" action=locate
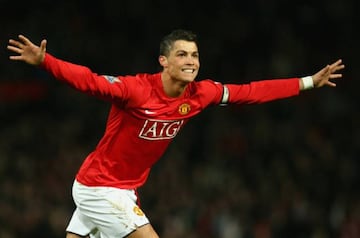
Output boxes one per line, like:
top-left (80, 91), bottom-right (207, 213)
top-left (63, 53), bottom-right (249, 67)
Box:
top-left (178, 103), bottom-right (191, 115)
top-left (139, 119), bottom-right (184, 140)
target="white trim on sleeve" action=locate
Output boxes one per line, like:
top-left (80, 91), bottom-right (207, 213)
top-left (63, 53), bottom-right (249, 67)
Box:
top-left (220, 85), bottom-right (229, 106)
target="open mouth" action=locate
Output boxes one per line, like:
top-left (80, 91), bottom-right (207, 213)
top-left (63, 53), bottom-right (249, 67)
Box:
top-left (182, 69), bottom-right (195, 73)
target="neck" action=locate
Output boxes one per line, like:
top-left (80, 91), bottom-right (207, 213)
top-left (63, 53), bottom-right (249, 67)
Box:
top-left (161, 72), bottom-right (188, 98)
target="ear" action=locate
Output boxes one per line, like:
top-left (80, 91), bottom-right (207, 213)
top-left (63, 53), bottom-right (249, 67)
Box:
top-left (158, 55), bottom-right (168, 67)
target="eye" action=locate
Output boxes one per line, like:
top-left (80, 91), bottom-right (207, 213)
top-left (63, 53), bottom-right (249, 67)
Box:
top-left (192, 53), bottom-right (199, 58)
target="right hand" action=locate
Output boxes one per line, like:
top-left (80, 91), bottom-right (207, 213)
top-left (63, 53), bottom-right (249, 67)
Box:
top-left (7, 35), bottom-right (47, 66)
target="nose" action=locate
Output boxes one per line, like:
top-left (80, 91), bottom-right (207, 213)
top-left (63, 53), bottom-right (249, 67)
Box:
top-left (186, 55), bottom-right (196, 65)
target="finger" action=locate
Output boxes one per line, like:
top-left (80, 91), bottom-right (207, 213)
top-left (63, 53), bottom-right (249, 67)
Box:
top-left (329, 60), bottom-right (345, 72)
top-left (9, 55), bottom-right (23, 61)
top-left (318, 64), bottom-right (330, 76)
top-left (18, 34), bottom-right (32, 45)
top-left (40, 39), bottom-right (47, 52)
top-left (322, 66), bottom-right (332, 78)
top-left (8, 39), bottom-right (23, 48)
top-left (333, 64), bottom-right (345, 72)
top-left (7, 45), bottom-right (23, 54)
top-left (329, 74), bottom-right (342, 79)
top-left (326, 81), bottom-right (336, 87)
top-left (330, 59), bottom-right (342, 67)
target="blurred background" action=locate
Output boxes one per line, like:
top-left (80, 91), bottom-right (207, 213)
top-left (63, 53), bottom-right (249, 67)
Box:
top-left (0, 0), bottom-right (359, 237)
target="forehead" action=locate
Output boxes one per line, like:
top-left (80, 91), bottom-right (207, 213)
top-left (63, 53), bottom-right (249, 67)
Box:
top-left (171, 40), bottom-right (198, 53)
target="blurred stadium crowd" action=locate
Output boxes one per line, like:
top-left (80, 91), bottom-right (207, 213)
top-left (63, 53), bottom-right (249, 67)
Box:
top-left (0, 0), bottom-right (359, 237)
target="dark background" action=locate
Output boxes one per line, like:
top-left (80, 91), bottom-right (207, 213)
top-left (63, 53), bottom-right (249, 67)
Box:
top-left (0, 0), bottom-right (359, 237)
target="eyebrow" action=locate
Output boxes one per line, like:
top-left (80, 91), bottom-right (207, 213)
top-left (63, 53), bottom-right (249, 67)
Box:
top-left (175, 50), bottom-right (199, 54)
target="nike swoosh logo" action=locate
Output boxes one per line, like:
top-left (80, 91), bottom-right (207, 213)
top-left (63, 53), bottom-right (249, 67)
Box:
top-left (144, 110), bottom-right (156, 115)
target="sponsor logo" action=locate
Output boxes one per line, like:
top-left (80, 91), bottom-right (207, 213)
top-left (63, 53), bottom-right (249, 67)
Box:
top-left (103, 75), bottom-right (121, 84)
top-left (139, 119), bottom-right (184, 140)
top-left (178, 103), bottom-right (191, 115)
top-left (133, 206), bottom-right (144, 216)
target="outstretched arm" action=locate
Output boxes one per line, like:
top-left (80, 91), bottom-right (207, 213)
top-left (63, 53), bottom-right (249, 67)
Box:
top-left (221, 59), bottom-right (345, 105)
top-left (300, 59), bottom-right (345, 90)
top-left (7, 34), bottom-right (128, 102)
top-left (7, 35), bottom-right (47, 66)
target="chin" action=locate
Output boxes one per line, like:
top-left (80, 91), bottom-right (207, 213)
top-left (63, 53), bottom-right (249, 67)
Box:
top-left (183, 73), bottom-right (198, 82)
top-left (182, 77), bottom-right (196, 83)
top-left (174, 72), bottom-right (197, 83)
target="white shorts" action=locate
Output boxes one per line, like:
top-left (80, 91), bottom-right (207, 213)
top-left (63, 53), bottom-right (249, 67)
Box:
top-left (66, 180), bottom-right (150, 238)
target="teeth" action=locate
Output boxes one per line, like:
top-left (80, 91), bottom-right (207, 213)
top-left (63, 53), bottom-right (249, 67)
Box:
top-left (183, 69), bottom-right (194, 73)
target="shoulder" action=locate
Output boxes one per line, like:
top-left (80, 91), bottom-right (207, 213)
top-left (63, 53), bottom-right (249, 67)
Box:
top-left (186, 78), bottom-right (224, 106)
top-left (118, 72), bottom-right (161, 107)
top-left (188, 78), bottom-right (223, 93)
top-left (115, 72), bottom-right (160, 90)
top-left (120, 72), bottom-right (159, 83)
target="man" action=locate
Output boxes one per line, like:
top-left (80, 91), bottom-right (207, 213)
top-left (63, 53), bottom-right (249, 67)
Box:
top-left (7, 29), bottom-right (344, 238)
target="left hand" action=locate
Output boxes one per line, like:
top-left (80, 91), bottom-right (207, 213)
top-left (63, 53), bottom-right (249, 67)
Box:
top-left (312, 59), bottom-right (345, 88)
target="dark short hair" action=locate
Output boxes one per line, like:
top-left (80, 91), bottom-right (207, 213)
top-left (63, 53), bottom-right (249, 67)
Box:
top-left (159, 29), bottom-right (198, 56)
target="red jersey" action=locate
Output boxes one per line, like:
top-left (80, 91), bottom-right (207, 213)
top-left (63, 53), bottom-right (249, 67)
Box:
top-left (41, 53), bottom-right (300, 189)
